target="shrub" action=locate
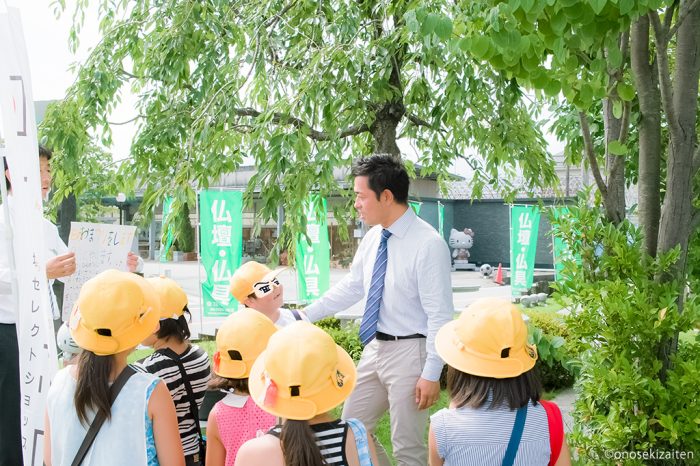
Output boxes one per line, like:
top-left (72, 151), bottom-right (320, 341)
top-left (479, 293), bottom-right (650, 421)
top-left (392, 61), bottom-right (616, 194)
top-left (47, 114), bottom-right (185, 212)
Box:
top-left (552, 200), bottom-right (700, 464)
top-left (315, 318), bottom-right (363, 361)
top-left (525, 310), bottom-right (577, 392)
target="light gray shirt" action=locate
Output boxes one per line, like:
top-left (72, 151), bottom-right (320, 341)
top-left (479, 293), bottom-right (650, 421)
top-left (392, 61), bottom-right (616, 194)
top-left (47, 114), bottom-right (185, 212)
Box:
top-left (306, 207), bottom-right (453, 381)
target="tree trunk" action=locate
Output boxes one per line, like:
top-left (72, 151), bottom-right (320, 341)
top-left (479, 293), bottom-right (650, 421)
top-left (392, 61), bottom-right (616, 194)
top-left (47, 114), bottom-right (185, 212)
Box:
top-left (631, 16), bottom-right (662, 257)
top-left (657, 1), bottom-right (700, 275)
top-left (656, 0), bottom-right (700, 379)
top-left (370, 103), bottom-right (403, 156)
top-left (602, 99), bottom-right (626, 224)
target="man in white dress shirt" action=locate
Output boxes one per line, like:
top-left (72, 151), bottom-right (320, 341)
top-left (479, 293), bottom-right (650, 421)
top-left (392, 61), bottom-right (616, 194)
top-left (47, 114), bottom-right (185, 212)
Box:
top-left (305, 154), bottom-right (454, 466)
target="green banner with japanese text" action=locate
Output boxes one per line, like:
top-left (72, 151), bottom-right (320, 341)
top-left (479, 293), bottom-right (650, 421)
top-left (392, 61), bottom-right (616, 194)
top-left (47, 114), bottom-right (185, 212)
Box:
top-left (510, 205), bottom-right (540, 297)
top-left (200, 190), bottom-right (243, 317)
top-left (438, 201), bottom-right (444, 238)
top-left (296, 196), bottom-right (330, 303)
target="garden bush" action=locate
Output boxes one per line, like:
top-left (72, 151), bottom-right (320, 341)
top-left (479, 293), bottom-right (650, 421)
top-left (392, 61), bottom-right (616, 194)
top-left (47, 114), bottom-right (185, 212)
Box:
top-left (552, 200), bottom-right (700, 465)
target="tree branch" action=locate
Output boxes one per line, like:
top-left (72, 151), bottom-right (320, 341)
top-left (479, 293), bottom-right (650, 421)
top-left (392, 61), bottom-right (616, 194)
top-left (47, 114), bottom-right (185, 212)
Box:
top-left (107, 115), bottom-right (143, 126)
top-left (648, 10), bottom-right (681, 141)
top-left (407, 113), bottom-right (435, 129)
top-left (669, 0), bottom-right (700, 38)
top-left (579, 112), bottom-right (608, 197)
top-left (664, 0), bottom-right (679, 33)
top-left (618, 100), bottom-right (631, 143)
top-left (233, 107), bottom-right (369, 141)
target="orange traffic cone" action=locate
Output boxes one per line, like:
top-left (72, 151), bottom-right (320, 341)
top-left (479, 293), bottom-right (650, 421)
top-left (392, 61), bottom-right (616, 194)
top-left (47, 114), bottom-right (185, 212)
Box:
top-left (494, 263), bottom-right (504, 285)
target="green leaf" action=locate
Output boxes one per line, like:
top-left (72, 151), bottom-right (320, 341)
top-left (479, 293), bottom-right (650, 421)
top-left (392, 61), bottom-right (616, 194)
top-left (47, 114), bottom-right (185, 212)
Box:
top-left (421, 13), bottom-right (439, 36)
top-left (435, 16), bottom-right (453, 41)
top-left (608, 140), bottom-right (628, 155)
top-left (521, 0), bottom-right (535, 13)
top-left (613, 99), bottom-right (623, 119)
top-left (471, 36), bottom-right (491, 59)
top-left (590, 0), bottom-right (607, 15)
top-left (608, 46), bottom-right (622, 69)
top-left (619, 0), bottom-right (635, 15)
top-left (617, 82), bottom-right (635, 101)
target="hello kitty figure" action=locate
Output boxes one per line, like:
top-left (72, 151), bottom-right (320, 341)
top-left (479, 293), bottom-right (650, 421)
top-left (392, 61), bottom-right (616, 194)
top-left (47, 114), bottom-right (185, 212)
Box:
top-left (449, 228), bottom-right (475, 271)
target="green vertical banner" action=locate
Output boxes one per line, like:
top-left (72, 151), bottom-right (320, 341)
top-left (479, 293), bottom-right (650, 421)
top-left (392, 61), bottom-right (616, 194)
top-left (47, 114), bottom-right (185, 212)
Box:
top-left (296, 196), bottom-right (330, 303)
top-left (551, 206), bottom-right (580, 281)
top-left (200, 190), bottom-right (243, 317)
top-left (159, 196), bottom-right (174, 262)
top-left (510, 205), bottom-right (540, 297)
top-left (409, 200), bottom-right (422, 215)
top-left (438, 201), bottom-right (445, 238)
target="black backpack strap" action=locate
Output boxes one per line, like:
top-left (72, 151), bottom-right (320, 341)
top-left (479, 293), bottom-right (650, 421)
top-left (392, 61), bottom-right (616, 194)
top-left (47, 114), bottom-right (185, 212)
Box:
top-left (155, 348), bottom-right (205, 451)
top-left (71, 365), bottom-right (137, 466)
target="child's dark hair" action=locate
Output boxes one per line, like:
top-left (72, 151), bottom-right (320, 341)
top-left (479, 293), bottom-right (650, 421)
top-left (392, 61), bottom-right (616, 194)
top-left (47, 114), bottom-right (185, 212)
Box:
top-left (447, 365), bottom-right (542, 410)
top-left (155, 306), bottom-right (191, 342)
top-left (280, 420), bottom-right (327, 466)
top-left (208, 373), bottom-right (249, 394)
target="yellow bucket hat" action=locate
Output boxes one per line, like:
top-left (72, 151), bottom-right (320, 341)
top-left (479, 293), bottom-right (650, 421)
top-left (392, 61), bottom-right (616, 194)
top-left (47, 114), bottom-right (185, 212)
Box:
top-left (146, 276), bottom-right (188, 319)
top-left (213, 308), bottom-right (278, 379)
top-left (229, 261), bottom-right (283, 303)
top-left (249, 322), bottom-right (357, 420)
top-left (69, 269), bottom-right (160, 356)
top-left (435, 298), bottom-right (538, 379)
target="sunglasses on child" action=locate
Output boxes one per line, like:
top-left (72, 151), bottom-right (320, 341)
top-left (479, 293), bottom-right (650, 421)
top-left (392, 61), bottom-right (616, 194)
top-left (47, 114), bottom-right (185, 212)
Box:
top-left (251, 277), bottom-right (281, 298)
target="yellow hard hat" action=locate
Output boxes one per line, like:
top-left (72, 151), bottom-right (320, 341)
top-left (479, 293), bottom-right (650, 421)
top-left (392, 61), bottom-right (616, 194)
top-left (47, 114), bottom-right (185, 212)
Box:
top-left (69, 269), bottom-right (160, 356)
top-left (436, 298), bottom-right (537, 379)
top-left (213, 308), bottom-right (278, 379)
top-left (146, 276), bottom-right (188, 319)
top-left (249, 322), bottom-right (357, 420)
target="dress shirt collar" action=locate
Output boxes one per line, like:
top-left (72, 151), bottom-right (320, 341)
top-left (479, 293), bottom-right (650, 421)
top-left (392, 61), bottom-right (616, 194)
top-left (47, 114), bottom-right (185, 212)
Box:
top-left (385, 206), bottom-right (415, 239)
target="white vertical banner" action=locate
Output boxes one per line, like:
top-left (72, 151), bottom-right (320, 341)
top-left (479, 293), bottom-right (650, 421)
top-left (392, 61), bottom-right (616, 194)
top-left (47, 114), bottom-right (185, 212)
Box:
top-left (0, 5), bottom-right (58, 466)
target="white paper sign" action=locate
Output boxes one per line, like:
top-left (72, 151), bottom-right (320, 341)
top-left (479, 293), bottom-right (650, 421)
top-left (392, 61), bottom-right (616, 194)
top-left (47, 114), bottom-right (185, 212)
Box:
top-left (62, 222), bottom-right (136, 320)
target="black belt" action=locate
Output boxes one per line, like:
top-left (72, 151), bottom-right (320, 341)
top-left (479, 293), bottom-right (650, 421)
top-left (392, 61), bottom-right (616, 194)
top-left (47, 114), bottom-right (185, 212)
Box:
top-left (375, 331), bottom-right (426, 341)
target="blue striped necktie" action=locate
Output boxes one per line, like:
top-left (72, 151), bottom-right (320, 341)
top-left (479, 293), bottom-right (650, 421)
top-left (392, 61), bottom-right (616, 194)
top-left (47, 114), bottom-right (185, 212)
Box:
top-left (359, 228), bottom-right (392, 345)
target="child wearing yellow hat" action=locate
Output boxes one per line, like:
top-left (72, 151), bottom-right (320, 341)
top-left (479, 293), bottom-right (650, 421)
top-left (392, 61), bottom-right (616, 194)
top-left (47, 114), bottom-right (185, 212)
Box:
top-left (428, 298), bottom-right (572, 466)
top-left (136, 276), bottom-right (211, 465)
top-left (205, 309), bottom-right (279, 466)
top-left (234, 322), bottom-right (380, 466)
top-left (44, 269), bottom-right (184, 466)
top-left (229, 261), bottom-right (309, 327)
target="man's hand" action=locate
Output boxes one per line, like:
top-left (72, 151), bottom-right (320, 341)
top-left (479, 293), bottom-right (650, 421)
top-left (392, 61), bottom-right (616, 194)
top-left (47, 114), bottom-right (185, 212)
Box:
top-left (127, 252), bottom-right (141, 273)
top-left (415, 377), bottom-right (440, 410)
top-left (46, 252), bottom-right (76, 279)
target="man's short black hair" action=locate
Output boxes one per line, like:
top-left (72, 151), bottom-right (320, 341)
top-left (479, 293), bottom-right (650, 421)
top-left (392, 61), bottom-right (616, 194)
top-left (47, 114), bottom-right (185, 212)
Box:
top-left (3, 145), bottom-right (52, 192)
top-left (351, 154), bottom-right (409, 204)
top-left (39, 145), bottom-right (52, 160)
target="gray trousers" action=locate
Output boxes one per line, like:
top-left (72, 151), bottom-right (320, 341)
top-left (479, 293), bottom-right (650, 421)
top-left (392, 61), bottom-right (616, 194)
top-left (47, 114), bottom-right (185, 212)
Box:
top-left (342, 338), bottom-right (429, 466)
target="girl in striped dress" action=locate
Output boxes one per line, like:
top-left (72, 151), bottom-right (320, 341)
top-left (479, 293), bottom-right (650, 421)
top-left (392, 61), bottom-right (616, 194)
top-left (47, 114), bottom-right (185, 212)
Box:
top-left (429, 298), bottom-right (572, 466)
top-left (137, 276), bottom-right (211, 466)
top-left (234, 322), bottom-right (380, 466)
